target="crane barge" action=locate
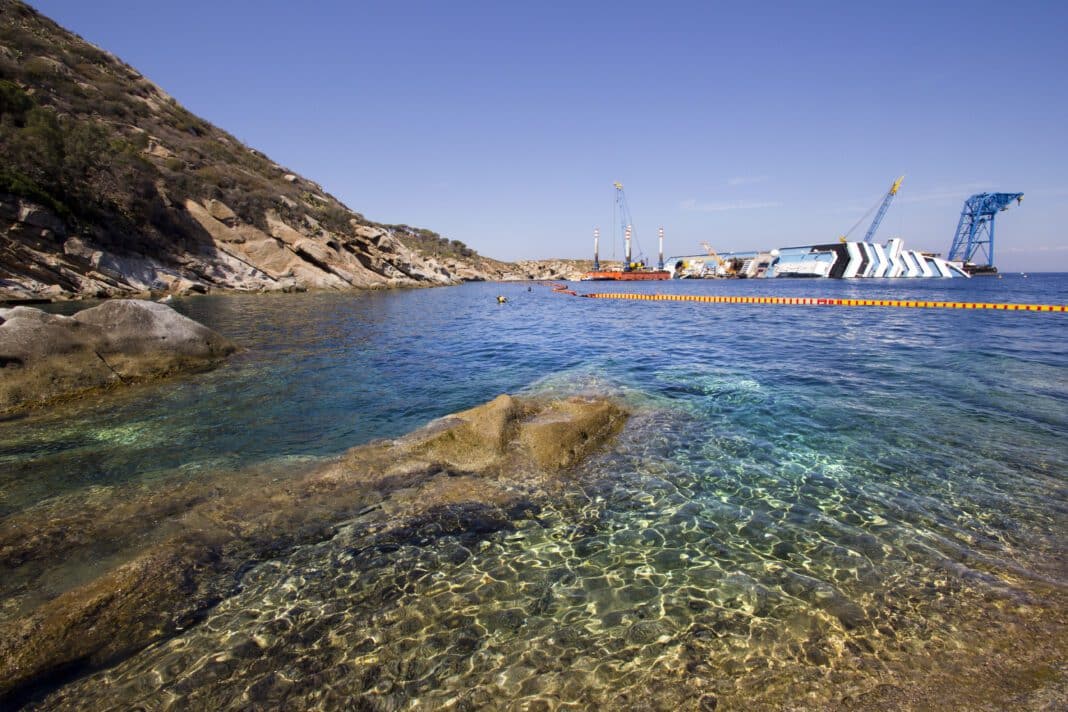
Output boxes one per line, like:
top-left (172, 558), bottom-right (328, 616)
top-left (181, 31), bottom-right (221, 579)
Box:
top-left (582, 183), bottom-right (670, 281)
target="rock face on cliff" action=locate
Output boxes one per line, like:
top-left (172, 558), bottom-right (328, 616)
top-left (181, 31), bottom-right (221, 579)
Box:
top-left (507, 259), bottom-right (593, 281)
top-left (0, 299), bottom-right (236, 411)
top-left (0, 1), bottom-right (558, 302)
top-left (0, 392), bottom-right (628, 703)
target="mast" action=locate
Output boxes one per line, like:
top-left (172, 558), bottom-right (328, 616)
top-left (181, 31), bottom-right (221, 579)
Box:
top-left (658, 226), bottom-right (664, 270)
top-left (614, 182), bottom-right (631, 271)
top-left (593, 228), bottom-right (600, 271)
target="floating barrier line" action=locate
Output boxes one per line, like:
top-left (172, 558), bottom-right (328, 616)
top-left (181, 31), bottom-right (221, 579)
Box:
top-left (549, 282), bottom-right (577, 296)
top-left (551, 288), bottom-right (1067, 312)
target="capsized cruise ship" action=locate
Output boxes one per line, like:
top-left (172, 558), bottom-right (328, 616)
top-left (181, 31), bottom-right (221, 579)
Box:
top-left (616, 178), bottom-right (1020, 280)
top-left (664, 177), bottom-right (1017, 279)
top-left (668, 238), bottom-right (971, 279)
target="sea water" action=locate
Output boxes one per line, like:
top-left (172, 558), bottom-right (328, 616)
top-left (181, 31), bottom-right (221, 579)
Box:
top-left (2, 275), bottom-right (1066, 709)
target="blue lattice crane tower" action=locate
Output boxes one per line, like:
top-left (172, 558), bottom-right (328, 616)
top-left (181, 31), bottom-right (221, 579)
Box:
top-left (947, 192), bottom-right (1024, 269)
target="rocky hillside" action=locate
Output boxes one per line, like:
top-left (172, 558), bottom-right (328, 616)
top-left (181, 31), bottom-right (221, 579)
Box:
top-left (0, 1), bottom-right (577, 303)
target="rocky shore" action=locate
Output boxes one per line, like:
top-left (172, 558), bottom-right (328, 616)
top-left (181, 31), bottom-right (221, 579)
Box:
top-left (1, 192), bottom-right (590, 303)
top-left (0, 299), bottom-right (236, 413)
top-left (0, 392), bottom-right (628, 705)
top-left (0, 3), bottom-right (587, 304)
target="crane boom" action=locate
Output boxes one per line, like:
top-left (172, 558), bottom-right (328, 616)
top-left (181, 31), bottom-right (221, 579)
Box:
top-left (862, 175), bottom-right (904, 243)
top-left (615, 182), bottom-right (646, 271)
top-left (700, 242), bottom-right (725, 265)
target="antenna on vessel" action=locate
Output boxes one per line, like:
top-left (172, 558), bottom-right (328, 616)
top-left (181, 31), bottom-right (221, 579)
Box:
top-left (658, 226), bottom-right (664, 270)
top-left (593, 228), bottom-right (600, 271)
top-left (625, 225), bottom-right (633, 271)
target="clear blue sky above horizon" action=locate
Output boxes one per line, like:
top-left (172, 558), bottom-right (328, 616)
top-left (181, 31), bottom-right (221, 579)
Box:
top-left (28, 0), bottom-right (1068, 270)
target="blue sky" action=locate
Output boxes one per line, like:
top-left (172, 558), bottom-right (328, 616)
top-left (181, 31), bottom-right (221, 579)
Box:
top-left (29, 1), bottom-right (1068, 270)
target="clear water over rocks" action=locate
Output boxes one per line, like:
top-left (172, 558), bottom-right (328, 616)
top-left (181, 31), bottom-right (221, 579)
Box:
top-left (2, 275), bottom-right (1066, 709)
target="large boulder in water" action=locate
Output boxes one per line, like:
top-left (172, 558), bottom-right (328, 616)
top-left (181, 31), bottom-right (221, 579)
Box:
top-left (0, 392), bottom-right (628, 702)
top-left (519, 396), bottom-right (628, 471)
top-left (406, 393), bottom-right (628, 475)
top-left (0, 299), bottom-right (236, 412)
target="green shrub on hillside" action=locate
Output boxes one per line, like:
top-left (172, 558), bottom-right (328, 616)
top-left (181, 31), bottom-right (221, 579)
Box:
top-left (0, 79), bottom-right (32, 119)
top-left (387, 224), bottom-right (478, 260)
top-left (0, 78), bottom-right (160, 232)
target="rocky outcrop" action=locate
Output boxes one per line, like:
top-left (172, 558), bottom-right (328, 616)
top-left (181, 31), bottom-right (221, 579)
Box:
top-left (0, 392), bottom-right (629, 703)
top-left (506, 259), bottom-right (592, 281)
top-left (0, 187), bottom-right (591, 299)
top-left (430, 257), bottom-right (591, 282)
top-left (0, 193), bottom-right (271, 300)
top-left (0, 299), bottom-right (236, 412)
top-left (0, 192), bottom-right (467, 302)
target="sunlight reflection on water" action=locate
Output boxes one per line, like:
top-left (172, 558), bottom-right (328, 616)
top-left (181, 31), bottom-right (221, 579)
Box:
top-left (4, 276), bottom-right (1067, 709)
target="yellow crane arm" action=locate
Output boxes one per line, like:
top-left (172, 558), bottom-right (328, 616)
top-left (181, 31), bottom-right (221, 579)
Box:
top-left (700, 242), bottom-right (725, 265)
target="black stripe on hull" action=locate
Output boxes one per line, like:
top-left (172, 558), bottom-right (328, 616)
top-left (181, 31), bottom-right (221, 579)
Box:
top-left (812, 244), bottom-right (853, 279)
top-left (855, 244), bottom-right (870, 277)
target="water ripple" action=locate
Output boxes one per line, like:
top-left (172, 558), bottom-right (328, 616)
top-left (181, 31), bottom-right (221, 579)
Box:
top-left (4, 276), bottom-right (1066, 708)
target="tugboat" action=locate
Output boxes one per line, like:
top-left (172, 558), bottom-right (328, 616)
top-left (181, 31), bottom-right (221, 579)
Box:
top-left (582, 183), bottom-right (670, 281)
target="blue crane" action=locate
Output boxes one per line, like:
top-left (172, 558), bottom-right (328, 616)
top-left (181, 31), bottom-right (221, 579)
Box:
top-left (863, 176), bottom-right (904, 243)
top-left (947, 192), bottom-right (1024, 268)
top-left (838, 176), bottom-right (904, 243)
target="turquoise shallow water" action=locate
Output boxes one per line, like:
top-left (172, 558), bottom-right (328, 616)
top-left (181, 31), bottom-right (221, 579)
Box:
top-left (2, 275), bottom-right (1067, 709)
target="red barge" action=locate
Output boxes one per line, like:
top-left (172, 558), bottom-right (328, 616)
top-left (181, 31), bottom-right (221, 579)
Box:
top-left (581, 268), bottom-right (670, 281)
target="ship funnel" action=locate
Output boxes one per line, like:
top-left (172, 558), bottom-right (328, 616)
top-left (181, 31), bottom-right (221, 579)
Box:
top-left (658, 226), bottom-right (664, 270)
top-left (593, 228), bottom-right (600, 271)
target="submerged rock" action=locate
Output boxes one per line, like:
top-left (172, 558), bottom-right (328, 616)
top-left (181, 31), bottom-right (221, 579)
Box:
top-left (0, 392), bottom-right (628, 702)
top-left (0, 299), bottom-right (236, 413)
top-left (2, 537), bottom-right (228, 697)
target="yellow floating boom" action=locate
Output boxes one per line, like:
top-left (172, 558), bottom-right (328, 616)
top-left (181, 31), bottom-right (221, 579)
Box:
top-left (576, 292), bottom-right (1067, 312)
